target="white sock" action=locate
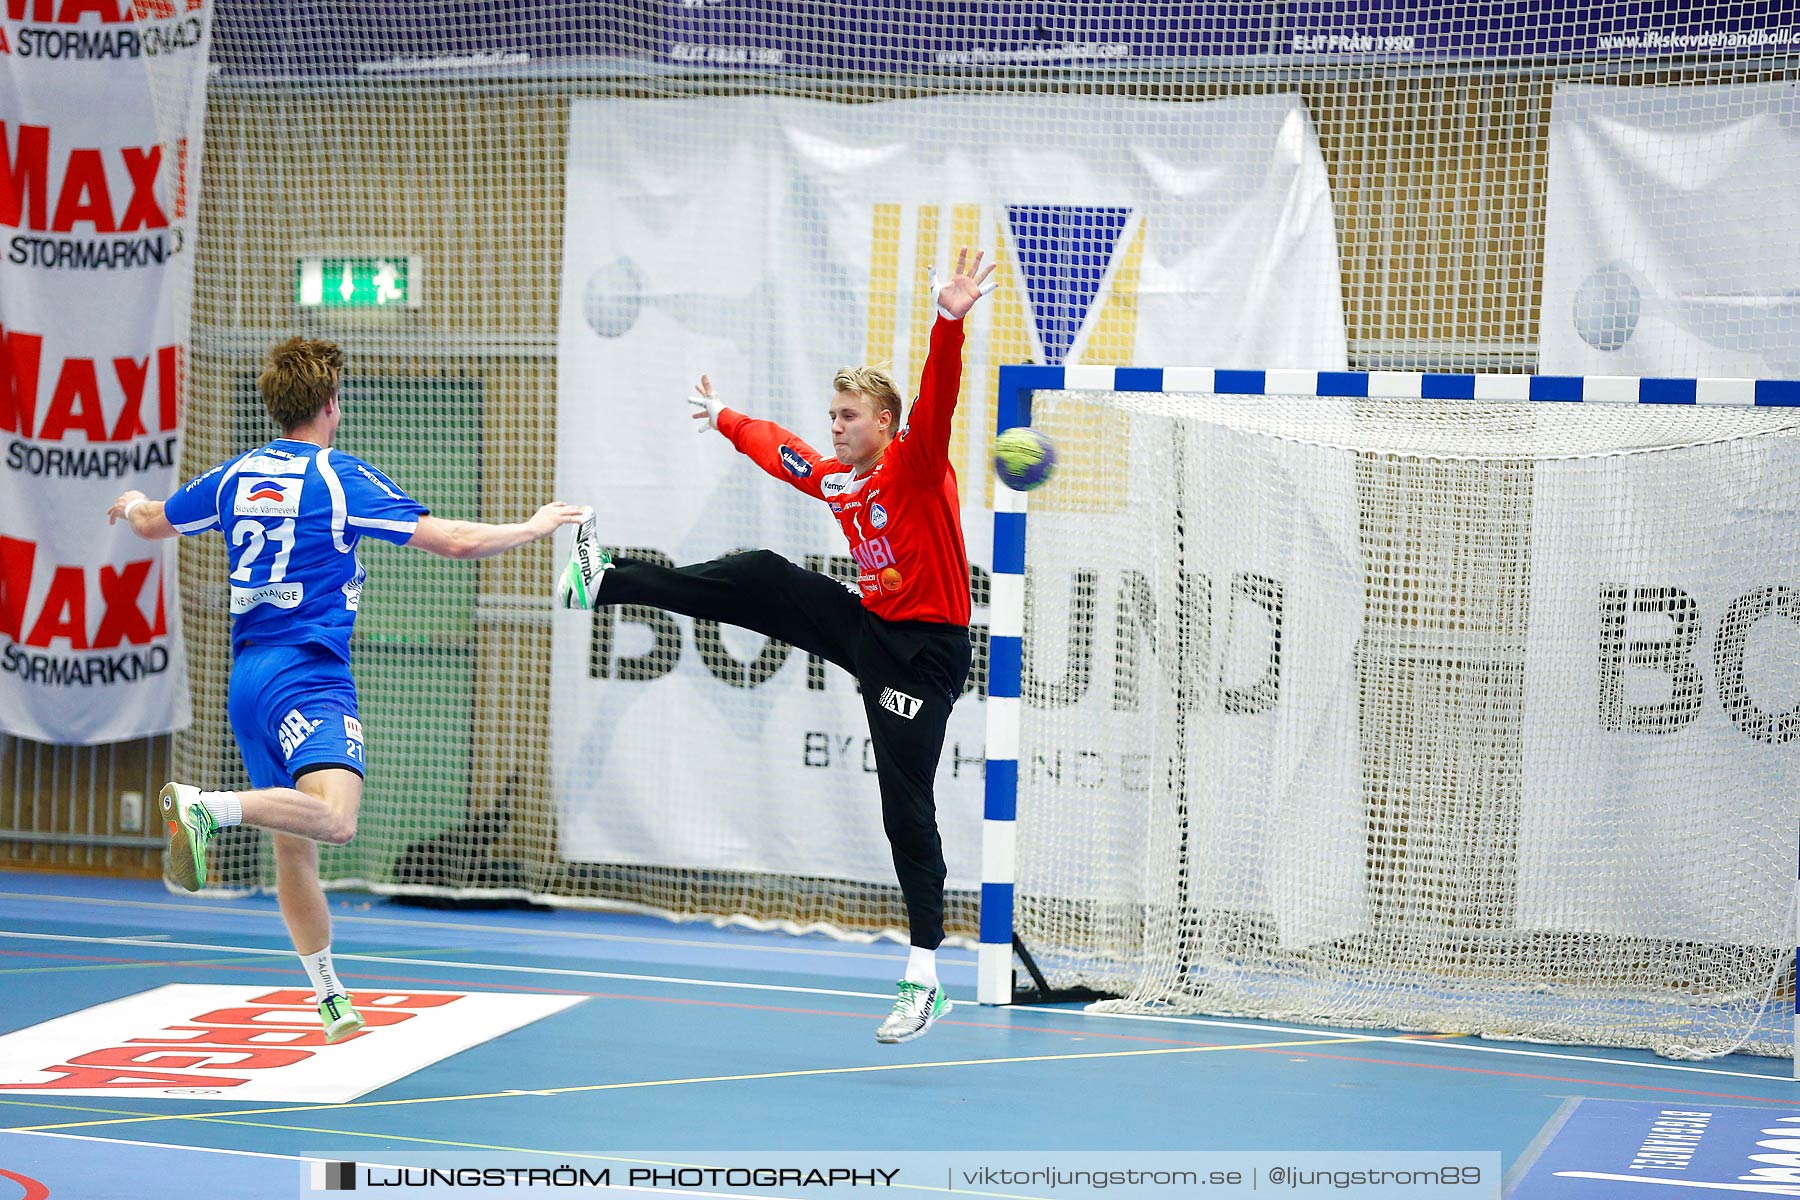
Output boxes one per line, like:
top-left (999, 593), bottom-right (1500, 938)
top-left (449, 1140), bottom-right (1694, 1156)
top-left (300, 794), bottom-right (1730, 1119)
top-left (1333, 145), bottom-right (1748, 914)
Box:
top-left (904, 945), bottom-right (939, 988)
top-left (300, 945), bottom-right (344, 1000)
top-left (199, 790), bottom-right (242, 828)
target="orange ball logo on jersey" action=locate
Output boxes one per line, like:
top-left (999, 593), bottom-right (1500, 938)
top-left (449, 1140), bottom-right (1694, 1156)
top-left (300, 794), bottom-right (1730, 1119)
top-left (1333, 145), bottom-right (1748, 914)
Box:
top-left (879, 567), bottom-right (903, 593)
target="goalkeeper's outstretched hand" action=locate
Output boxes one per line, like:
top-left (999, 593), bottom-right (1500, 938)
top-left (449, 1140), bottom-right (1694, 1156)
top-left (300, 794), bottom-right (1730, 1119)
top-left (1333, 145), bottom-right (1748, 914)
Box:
top-left (689, 374), bottom-right (725, 432)
top-left (931, 246), bottom-right (999, 321)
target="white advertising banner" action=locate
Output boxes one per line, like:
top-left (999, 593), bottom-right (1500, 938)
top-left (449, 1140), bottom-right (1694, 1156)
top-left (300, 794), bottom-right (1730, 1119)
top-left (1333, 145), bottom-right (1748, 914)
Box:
top-left (1537, 81), bottom-right (1800, 944)
top-left (1018, 412), bottom-right (1366, 950)
top-left (0, 0), bottom-right (210, 742)
top-left (1518, 443), bottom-right (1800, 946)
top-left (1541, 81), bottom-right (1800, 377)
top-left (553, 93), bottom-right (1346, 891)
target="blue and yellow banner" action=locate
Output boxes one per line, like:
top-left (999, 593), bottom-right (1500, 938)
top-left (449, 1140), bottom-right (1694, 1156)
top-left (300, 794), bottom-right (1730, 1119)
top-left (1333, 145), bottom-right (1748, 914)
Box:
top-left (551, 89), bottom-right (1345, 885)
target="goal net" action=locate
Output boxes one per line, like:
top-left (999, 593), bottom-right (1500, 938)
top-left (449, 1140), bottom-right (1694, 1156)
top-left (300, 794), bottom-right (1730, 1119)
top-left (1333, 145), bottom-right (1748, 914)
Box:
top-left (139, 2), bottom-right (1798, 948)
top-left (997, 372), bottom-right (1800, 1058)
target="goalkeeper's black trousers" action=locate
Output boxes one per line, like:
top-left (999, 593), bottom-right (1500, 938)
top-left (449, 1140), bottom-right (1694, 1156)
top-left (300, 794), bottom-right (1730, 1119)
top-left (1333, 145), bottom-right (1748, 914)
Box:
top-left (594, 550), bottom-right (972, 950)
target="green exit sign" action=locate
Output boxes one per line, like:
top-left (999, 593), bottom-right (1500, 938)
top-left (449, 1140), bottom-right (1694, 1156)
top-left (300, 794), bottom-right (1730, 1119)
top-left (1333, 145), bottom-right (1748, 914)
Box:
top-left (295, 256), bottom-right (421, 309)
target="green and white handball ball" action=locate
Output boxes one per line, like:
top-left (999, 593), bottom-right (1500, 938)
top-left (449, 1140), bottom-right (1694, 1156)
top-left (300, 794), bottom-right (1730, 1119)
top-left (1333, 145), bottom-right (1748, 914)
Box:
top-left (993, 426), bottom-right (1057, 492)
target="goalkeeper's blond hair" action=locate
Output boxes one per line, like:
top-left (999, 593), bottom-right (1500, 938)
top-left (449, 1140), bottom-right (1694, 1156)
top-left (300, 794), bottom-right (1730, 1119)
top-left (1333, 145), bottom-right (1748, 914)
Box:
top-left (258, 336), bottom-right (344, 431)
top-left (833, 364), bottom-right (903, 431)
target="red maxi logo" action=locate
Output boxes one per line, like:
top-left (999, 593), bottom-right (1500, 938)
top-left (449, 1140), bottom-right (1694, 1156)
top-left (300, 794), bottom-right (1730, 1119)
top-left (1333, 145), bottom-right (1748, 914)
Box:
top-left (0, 535), bottom-right (166, 651)
top-left (0, 984), bottom-right (584, 1101)
top-left (0, 124), bottom-right (188, 234)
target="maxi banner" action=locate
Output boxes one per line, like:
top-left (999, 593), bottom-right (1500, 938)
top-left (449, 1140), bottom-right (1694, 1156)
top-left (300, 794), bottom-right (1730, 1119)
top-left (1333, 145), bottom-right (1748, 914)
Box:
top-left (552, 92), bottom-right (1344, 897)
top-left (0, 0), bottom-right (210, 743)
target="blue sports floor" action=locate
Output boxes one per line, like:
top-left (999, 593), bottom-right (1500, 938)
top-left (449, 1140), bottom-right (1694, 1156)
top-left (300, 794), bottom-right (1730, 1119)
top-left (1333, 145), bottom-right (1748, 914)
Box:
top-left (0, 872), bottom-right (1795, 1199)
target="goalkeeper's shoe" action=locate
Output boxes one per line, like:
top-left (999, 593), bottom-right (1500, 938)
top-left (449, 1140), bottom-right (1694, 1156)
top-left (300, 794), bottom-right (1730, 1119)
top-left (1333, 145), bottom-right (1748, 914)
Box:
top-left (318, 993), bottom-right (366, 1043)
top-left (556, 506), bottom-right (612, 610)
top-left (874, 980), bottom-right (952, 1044)
top-left (159, 781), bottom-right (217, 893)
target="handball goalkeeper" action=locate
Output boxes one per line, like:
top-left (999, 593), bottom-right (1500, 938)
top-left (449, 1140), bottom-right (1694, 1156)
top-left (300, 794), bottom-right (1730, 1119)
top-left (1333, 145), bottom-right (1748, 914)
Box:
top-left (559, 247), bottom-right (998, 1043)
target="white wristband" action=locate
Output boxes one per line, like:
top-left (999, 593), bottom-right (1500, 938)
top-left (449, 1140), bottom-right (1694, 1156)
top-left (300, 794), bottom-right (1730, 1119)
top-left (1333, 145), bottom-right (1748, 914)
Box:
top-left (927, 266), bottom-right (998, 320)
top-left (123, 498), bottom-right (147, 520)
top-left (927, 268), bottom-right (957, 320)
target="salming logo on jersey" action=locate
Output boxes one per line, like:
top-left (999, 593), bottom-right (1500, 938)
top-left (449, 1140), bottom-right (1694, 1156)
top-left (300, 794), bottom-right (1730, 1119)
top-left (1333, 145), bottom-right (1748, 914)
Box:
top-left (879, 687), bottom-right (923, 720)
top-left (277, 708), bottom-right (323, 758)
top-left (237, 452), bottom-right (308, 477)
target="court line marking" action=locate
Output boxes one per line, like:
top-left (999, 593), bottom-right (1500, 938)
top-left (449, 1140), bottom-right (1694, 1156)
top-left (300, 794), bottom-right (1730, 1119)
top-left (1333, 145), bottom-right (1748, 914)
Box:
top-left (21, 947), bottom-right (1784, 1101)
top-left (0, 926), bottom-right (1788, 1084)
top-left (0, 1096), bottom-right (257, 1123)
top-left (1501, 1095), bottom-right (1583, 1197)
top-left (3, 977), bottom-right (1791, 1129)
top-left (0, 944), bottom-right (518, 979)
top-left (1069, 1009), bottom-right (1800, 1084)
top-left (0, 953), bottom-right (1402, 1056)
top-left (4, 1031), bottom-right (1422, 1134)
top-left (0, 942), bottom-right (1249, 1052)
top-left (0, 890), bottom-right (973, 965)
top-left (0, 931), bottom-right (902, 1000)
top-left (2, 1126), bottom-right (390, 1165)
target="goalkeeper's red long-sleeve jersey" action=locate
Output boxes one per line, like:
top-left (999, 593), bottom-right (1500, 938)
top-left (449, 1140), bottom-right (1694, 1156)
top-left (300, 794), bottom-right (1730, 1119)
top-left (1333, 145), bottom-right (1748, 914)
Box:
top-left (716, 315), bottom-right (972, 627)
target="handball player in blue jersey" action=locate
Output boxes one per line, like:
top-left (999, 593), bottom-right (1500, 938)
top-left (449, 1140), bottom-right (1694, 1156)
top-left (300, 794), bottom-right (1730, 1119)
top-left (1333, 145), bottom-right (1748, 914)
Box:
top-left (109, 337), bottom-right (584, 1042)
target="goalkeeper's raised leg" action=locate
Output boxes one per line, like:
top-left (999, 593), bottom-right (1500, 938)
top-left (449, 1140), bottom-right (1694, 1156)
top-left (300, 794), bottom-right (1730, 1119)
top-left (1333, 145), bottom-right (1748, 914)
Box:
top-left (557, 506), bottom-right (612, 609)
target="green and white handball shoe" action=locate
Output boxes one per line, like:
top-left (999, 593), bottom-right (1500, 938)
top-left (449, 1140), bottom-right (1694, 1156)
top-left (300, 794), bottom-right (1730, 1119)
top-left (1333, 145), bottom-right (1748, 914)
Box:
top-left (318, 993), bottom-right (366, 1044)
top-left (875, 980), bottom-right (952, 1044)
top-left (159, 782), bottom-right (217, 893)
top-left (556, 506), bottom-right (612, 610)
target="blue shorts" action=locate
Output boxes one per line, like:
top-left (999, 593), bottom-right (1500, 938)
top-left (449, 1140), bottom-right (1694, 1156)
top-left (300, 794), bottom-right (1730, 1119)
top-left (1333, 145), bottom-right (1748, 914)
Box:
top-left (227, 644), bottom-right (367, 789)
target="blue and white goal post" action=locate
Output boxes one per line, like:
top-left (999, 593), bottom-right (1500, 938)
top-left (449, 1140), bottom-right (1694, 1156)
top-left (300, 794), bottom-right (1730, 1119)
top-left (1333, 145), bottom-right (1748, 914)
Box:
top-left (978, 363), bottom-right (1800, 1065)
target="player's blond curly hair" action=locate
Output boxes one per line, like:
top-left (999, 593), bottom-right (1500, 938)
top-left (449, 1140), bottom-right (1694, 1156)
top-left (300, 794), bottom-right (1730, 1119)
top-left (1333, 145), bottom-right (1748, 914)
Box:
top-left (258, 337), bottom-right (344, 431)
top-left (832, 365), bottom-right (903, 432)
